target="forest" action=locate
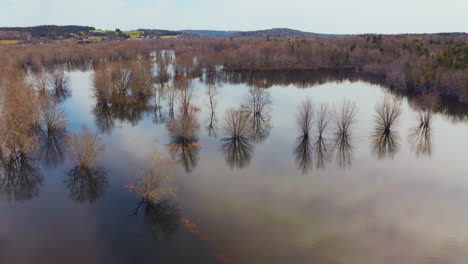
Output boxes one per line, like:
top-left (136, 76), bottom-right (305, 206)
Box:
top-left (0, 33), bottom-right (467, 104)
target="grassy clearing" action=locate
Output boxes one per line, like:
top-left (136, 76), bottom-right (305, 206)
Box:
top-left (124, 31), bottom-right (143, 39)
top-left (90, 30), bottom-right (109, 34)
top-left (161, 35), bottom-right (177, 39)
top-left (0, 40), bottom-right (22, 45)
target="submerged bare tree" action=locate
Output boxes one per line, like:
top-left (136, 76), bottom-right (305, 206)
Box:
top-left (0, 73), bottom-right (42, 202)
top-left (206, 84), bottom-right (219, 138)
top-left (333, 99), bottom-right (357, 168)
top-left (221, 108), bottom-right (254, 169)
top-left (128, 154), bottom-right (181, 240)
top-left (128, 154), bottom-right (176, 204)
top-left (372, 97), bottom-right (402, 159)
top-left (167, 88), bottom-right (200, 173)
top-left (297, 98), bottom-right (314, 138)
top-left (242, 87), bottom-right (272, 143)
top-left (409, 108), bottom-right (433, 157)
top-left (314, 104), bottom-right (332, 169)
top-left (49, 70), bottom-right (71, 102)
top-left (152, 83), bottom-right (168, 125)
top-left (33, 71), bottom-right (50, 95)
top-left (65, 126), bottom-right (107, 203)
top-left (294, 98), bottom-right (314, 174)
top-left (92, 60), bottom-right (155, 132)
top-left (37, 96), bottom-right (67, 167)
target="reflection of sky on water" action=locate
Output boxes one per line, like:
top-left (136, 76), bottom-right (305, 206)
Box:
top-left (1, 69), bottom-right (468, 264)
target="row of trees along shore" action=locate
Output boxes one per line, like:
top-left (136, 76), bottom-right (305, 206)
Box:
top-left (0, 34), bottom-right (466, 103)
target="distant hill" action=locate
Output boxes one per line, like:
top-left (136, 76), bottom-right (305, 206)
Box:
top-left (233, 28), bottom-right (318, 38)
top-left (0, 25), bottom-right (95, 38)
top-left (180, 28), bottom-right (344, 38)
top-left (180, 30), bottom-right (241, 37)
top-left (137, 29), bottom-right (196, 37)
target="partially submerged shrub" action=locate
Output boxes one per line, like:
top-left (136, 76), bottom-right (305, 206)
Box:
top-left (333, 99), bottom-right (357, 168)
top-left (65, 126), bottom-right (107, 202)
top-left (373, 96), bottom-right (402, 135)
top-left (314, 104), bottom-right (331, 169)
top-left (167, 88), bottom-right (200, 173)
top-left (409, 109), bottom-right (433, 157)
top-left (222, 108), bottom-right (254, 169)
top-left (66, 126), bottom-right (105, 171)
top-left (294, 99), bottom-right (314, 173)
top-left (206, 84), bottom-right (219, 137)
top-left (128, 154), bottom-right (176, 204)
top-left (49, 70), bottom-right (71, 102)
top-left (0, 71), bottom-right (40, 161)
top-left (372, 97), bottom-right (402, 159)
top-left (93, 60), bottom-right (154, 104)
top-left (334, 99), bottom-right (356, 138)
top-left (242, 87), bottom-right (272, 142)
top-left (297, 98), bottom-right (313, 138)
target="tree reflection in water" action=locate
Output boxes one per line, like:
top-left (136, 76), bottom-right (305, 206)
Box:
top-left (49, 70), bottom-right (72, 103)
top-left (409, 109), bottom-right (433, 157)
top-left (294, 98), bottom-right (313, 174)
top-left (128, 154), bottom-right (180, 240)
top-left (134, 199), bottom-right (181, 240)
top-left (167, 83), bottom-right (200, 173)
top-left (206, 84), bottom-right (219, 138)
top-left (0, 154), bottom-right (43, 202)
top-left (333, 99), bottom-right (356, 168)
top-left (222, 108), bottom-right (254, 169)
top-left (37, 95), bottom-right (67, 167)
top-left (92, 60), bottom-right (155, 133)
top-left (65, 126), bottom-right (107, 203)
top-left (242, 87), bottom-right (272, 143)
top-left (65, 166), bottom-right (108, 203)
top-left (371, 97), bottom-right (402, 159)
top-left (314, 104), bottom-right (332, 169)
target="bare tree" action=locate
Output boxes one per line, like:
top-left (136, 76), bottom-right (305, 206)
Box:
top-left (221, 108), bottom-right (254, 169)
top-left (167, 93), bottom-right (200, 173)
top-left (66, 126), bottom-right (105, 172)
top-left (314, 103), bottom-right (332, 169)
top-left (372, 97), bottom-right (402, 159)
top-left (333, 99), bottom-right (357, 168)
top-left (128, 154), bottom-right (176, 204)
top-left (49, 70), bottom-right (71, 102)
top-left (294, 98), bottom-right (314, 174)
top-left (297, 98), bottom-right (314, 138)
top-left (374, 96), bottom-right (402, 135)
top-left (409, 108), bottom-right (433, 157)
top-left (242, 87), bottom-right (272, 143)
top-left (206, 84), bottom-right (219, 138)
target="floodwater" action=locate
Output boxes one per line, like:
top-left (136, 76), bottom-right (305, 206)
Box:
top-left (1, 68), bottom-right (468, 264)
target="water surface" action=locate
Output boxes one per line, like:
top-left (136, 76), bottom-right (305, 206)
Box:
top-left (1, 68), bottom-right (468, 264)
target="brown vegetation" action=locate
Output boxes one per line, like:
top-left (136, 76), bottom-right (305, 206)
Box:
top-left (372, 97), bottom-right (402, 159)
top-left (1, 33), bottom-right (464, 103)
top-left (128, 154), bottom-right (176, 204)
top-left (66, 126), bottom-right (105, 171)
top-left (166, 84), bottom-right (200, 172)
top-left (222, 108), bottom-right (254, 169)
top-left (333, 100), bottom-right (357, 168)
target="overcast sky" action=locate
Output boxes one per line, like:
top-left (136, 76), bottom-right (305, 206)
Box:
top-left (1, 0), bottom-right (466, 34)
